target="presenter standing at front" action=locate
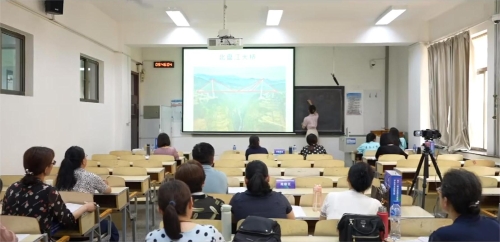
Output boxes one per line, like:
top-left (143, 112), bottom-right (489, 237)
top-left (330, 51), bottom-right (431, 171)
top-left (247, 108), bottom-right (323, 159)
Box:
top-left (302, 100), bottom-right (319, 139)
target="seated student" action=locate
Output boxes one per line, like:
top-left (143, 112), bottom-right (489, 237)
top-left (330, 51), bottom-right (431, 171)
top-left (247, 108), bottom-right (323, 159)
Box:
top-left (299, 134), bottom-right (327, 158)
top-left (230, 160), bottom-right (295, 223)
top-left (175, 160), bottom-right (225, 220)
top-left (192, 142), bottom-right (228, 194)
top-left (54, 146), bottom-right (119, 241)
top-left (320, 162), bottom-right (381, 220)
top-left (154, 133), bottom-right (180, 160)
top-left (356, 132), bottom-right (380, 156)
top-left (390, 127), bottom-right (407, 150)
top-left (245, 135), bottom-right (269, 160)
top-left (0, 179), bottom-right (17, 242)
top-left (1, 147), bottom-right (95, 238)
top-left (375, 133), bottom-right (408, 160)
top-left (145, 180), bottom-right (225, 242)
top-left (429, 169), bottom-right (500, 242)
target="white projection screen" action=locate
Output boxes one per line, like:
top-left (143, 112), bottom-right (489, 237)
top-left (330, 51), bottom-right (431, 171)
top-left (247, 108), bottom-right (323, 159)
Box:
top-left (182, 48), bottom-right (295, 133)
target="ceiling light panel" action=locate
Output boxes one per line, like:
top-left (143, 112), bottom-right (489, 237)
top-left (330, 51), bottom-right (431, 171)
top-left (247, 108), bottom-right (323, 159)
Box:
top-left (267, 9), bottom-right (283, 26)
top-left (375, 7), bottom-right (406, 25)
top-left (166, 10), bottom-right (190, 27)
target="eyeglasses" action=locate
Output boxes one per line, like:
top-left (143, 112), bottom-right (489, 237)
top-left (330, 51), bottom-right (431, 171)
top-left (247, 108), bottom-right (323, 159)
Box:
top-left (52, 160), bottom-right (57, 165)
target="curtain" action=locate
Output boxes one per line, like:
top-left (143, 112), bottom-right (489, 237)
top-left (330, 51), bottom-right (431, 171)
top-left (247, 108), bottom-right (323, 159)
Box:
top-left (428, 31), bottom-right (470, 151)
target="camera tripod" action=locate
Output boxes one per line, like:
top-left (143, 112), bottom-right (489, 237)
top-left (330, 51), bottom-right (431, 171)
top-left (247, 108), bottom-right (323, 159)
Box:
top-left (407, 141), bottom-right (443, 209)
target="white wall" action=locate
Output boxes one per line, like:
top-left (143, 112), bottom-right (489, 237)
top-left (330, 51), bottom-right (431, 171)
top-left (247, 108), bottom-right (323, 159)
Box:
top-left (428, 0), bottom-right (495, 41)
top-left (139, 46), bottom-right (397, 160)
top-left (388, 46), bottom-right (409, 133)
top-left (407, 43), bottom-right (429, 147)
top-left (0, 0), bottom-right (132, 174)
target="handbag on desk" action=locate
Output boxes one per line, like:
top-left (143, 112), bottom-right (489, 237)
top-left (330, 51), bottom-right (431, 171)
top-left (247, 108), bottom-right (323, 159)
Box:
top-left (338, 214), bottom-right (385, 242)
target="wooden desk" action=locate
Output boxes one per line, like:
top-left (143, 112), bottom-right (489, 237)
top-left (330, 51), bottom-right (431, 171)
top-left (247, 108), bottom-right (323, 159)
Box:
top-left (145, 167), bottom-right (165, 182)
top-left (231, 176), bottom-right (342, 187)
top-left (94, 187), bottom-right (130, 242)
top-left (232, 236), bottom-right (420, 242)
top-left (108, 168), bottom-right (165, 182)
top-left (484, 176), bottom-right (500, 187)
top-left (294, 206), bottom-right (434, 220)
top-left (162, 161), bottom-right (176, 174)
top-left (114, 175), bottom-right (154, 230)
top-left (238, 168), bottom-right (324, 176)
top-left (228, 187), bottom-right (370, 196)
top-left (17, 234), bottom-right (45, 242)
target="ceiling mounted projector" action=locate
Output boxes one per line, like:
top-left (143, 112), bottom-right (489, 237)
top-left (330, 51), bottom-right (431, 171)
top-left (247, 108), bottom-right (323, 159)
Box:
top-left (208, 0), bottom-right (243, 50)
top-left (208, 29), bottom-right (243, 50)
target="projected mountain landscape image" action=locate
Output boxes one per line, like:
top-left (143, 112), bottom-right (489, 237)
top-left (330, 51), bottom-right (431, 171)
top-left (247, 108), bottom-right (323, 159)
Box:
top-left (193, 66), bottom-right (287, 132)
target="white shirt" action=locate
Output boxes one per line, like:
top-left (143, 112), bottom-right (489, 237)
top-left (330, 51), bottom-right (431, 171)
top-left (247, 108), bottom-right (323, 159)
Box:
top-left (320, 190), bottom-right (382, 219)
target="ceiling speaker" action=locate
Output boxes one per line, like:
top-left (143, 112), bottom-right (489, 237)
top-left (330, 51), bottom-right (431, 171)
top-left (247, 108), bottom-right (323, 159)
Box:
top-left (45, 0), bottom-right (64, 15)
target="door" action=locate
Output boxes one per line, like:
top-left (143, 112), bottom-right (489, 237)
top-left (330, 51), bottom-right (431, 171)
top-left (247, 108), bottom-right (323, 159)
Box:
top-left (131, 72), bottom-right (139, 149)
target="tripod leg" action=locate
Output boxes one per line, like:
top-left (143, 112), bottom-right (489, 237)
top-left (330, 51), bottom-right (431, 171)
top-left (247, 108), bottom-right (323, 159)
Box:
top-left (429, 153), bottom-right (443, 181)
top-left (408, 153), bottom-right (426, 195)
top-left (421, 154), bottom-right (429, 209)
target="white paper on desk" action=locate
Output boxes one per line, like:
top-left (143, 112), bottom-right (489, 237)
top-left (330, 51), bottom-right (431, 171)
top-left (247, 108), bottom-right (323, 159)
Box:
top-left (292, 206), bottom-right (306, 218)
top-left (65, 203), bottom-right (83, 213)
top-left (418, 237), bottom-right (429, 242)
top-left (16, 234), bottom-right (29, 241)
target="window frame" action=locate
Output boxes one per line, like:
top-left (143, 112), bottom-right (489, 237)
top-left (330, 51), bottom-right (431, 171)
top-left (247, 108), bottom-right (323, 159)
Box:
top-left (468, 33), bottom-right (489, 151)
top-left (0, 27), bottom-right (25, 95)
top-left (80, 56), bottom-right (99, 103)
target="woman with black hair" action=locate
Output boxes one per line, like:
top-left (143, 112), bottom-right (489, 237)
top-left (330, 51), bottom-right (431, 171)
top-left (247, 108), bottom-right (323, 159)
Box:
top-left (230, 160), bottom-right (295, 224)
top-left (1, 147), bottom-right (95, 238)
top-left (244, 135), bottom-right (269, 160)
top-left (374, 133), bottom-right (408, 160)
top-left (320, 162), bottom-right (381, 219)
top-left (55, 146), bottom-right (119, 241)
top-left (55, 146), bottom-right (111, 194)
top-left (145, 180), bottom-right (225, 242)
top-left (302, 99), bottom-right (319, 138)
top-left (389, 127), bottom-right (407, 150)
top-left (154, 133), bottom-right (180, 160)
top-left (300, 134), bottom-right (327, 158)
top-left (429, 169), bottom-right (500, 241)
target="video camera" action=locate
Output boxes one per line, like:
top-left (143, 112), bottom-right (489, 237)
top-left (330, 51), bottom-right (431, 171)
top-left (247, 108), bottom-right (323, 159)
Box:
top-left (413, 129), bottom-right (441, 140)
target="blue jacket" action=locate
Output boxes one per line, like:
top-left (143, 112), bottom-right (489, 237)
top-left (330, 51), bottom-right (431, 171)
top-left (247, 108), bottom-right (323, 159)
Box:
top-left (429, 215), bottom-right (500, 241)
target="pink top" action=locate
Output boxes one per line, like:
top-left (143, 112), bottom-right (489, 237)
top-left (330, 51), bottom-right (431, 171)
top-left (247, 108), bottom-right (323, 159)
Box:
top-left (153, 147), bottom-right (179, 160)
top-left (302, 113), bottom-right (319, 129)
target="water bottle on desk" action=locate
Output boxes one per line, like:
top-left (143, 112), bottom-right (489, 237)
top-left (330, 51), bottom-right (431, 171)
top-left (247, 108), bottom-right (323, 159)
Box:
top-left (221, 204), bottom-right (232, 241)
top-left (233, 145), bottom-right (236, 152)
top-left (389, 204), bottom-right (401, 240)
top-left (312, 184), bottom-right (323, 212)
top-left (293, 145), bottom-right (297, 154)
top-left (413, 144), bottom-right (417, 153)
top-left (377, 206), bottom-right (389, 239)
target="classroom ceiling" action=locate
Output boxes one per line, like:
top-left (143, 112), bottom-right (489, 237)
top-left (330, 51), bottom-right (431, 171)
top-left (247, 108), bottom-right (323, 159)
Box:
top-left (91, 0), bottom-right (467, 25)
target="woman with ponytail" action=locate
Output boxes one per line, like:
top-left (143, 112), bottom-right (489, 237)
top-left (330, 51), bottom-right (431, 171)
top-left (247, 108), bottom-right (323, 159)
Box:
top-left (320, 162), bottom-right (381, 220)
top-left (54, 146), bottom-right (118, 241)
top-left (1, 147), bottom-right (95, 238)
top-left (229, 160), bottom-right (295, 224)
top-left (146, 180), bottom-right (225, 242)
top-left (429, 169), bottom-right (499, 241)
top-left (55, 146), bottom-right (111, 194)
